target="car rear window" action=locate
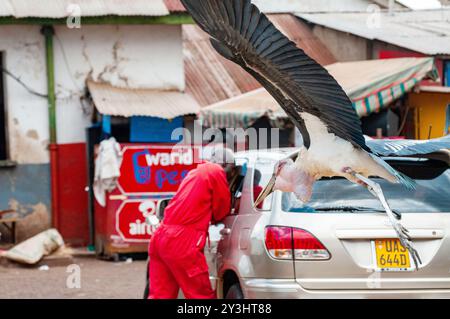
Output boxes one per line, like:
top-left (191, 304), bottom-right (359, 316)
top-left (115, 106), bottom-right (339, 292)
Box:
top-left (282, 159), bottom-right (450, 214)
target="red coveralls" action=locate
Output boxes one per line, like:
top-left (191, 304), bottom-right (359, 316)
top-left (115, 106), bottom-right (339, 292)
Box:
top-left (148, 162), bottom-right (231, 299)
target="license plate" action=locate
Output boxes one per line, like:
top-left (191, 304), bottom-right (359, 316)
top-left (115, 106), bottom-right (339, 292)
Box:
top-left (372, 239), bottom-right (413, 272)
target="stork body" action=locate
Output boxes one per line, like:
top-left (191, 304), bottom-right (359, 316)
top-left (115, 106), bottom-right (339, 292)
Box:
top-left (297, 113), bottom-right (395, 181)
top-left (181, 0), bottom-right (420, 268)
top-left (272, 112), bottom-right (401, 201)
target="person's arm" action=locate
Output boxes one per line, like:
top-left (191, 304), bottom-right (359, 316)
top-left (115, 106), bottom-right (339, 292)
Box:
top-left (210, 167), bottom-right (232, 224)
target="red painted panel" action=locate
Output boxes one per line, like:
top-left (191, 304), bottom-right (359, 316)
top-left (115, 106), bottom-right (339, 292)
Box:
top-left (57, 143), bottom-right (89, 246)
top-left (118, 144), bottom-right (200, 195)
top-left (379, 50), bottom-right (424, 59)
top-left (163, 0), bottom-right (186, 12)
top-left (379, 50), bottom-right (444, 86)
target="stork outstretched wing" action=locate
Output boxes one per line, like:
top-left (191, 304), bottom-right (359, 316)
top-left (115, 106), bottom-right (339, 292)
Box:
top-left (181, 0), bottom-right (370, 152)
top-left (366, 135), bottom-right (450, 157)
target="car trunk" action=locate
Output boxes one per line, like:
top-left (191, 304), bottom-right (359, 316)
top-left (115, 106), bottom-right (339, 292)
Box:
top-left (281, 212), bottom-right (450, 290)
top-left (275, 160), bottom-right (450, 290)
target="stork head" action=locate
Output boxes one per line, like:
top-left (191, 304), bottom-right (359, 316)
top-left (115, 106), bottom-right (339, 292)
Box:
top-left (254, 158), bottom-right (315, 208)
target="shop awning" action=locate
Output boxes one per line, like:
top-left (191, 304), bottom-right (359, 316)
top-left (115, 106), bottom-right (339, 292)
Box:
top-left (88, 80), bottom-right (200, 119)
top-left (333, 57), bottom-right (438, 117)
top-left (201, 57), bottom-right (438, 128)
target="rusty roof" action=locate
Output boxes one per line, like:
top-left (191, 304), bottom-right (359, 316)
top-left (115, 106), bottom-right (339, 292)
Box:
top-left (184, 14), bottom-right (337, 107)
top-left (163, 0), bottom-right (186, 12)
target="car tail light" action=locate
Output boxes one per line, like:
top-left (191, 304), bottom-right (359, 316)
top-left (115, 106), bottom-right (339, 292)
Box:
top-left (292, 228), bottom-right (330, 260)
top-left (265, 226), bottom-right (330, 260)
top-left (265, 226), bottom-right (293, 260)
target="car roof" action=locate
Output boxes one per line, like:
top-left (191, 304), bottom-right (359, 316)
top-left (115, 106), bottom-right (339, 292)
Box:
top-left (234, 148), bottom-right (450, 165)
top-left (235, 147), bottom-right (298, 162)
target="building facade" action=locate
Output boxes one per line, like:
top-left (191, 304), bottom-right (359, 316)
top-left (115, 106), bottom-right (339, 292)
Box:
top-left (0, 6), bottom-right (188, 244)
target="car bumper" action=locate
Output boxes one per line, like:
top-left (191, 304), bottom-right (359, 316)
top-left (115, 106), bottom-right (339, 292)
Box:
top-left (241, 279), bottom-right (450, 299)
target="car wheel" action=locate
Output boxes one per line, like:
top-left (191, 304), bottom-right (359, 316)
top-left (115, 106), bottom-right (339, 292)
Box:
top-left (225, 283), bottom-right (244, 299)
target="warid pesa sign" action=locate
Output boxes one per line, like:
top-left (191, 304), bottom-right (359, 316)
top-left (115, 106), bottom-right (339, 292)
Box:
top-left (114, 145), bottom-right (201, 242)
top-left (118, 145), bottom-right (201, 195)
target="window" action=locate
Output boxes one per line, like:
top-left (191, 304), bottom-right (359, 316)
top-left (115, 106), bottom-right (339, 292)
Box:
top-left (0, 52), bottom-right (7, 161)
top-left (229, 158), bottom-right (248, 215)
top-left (252, 159), bottom-right (275, 211)
top-left (282, 159), bottom-right (450, 214)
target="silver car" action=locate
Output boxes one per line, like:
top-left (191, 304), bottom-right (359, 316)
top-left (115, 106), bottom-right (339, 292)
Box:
top-left (206, 148), bottom-right (450, 299)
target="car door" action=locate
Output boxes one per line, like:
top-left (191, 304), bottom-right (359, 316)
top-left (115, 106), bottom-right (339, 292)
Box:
top-left (206, 157), bottom-right (248, 289)
top-left (216, 158), bottom-right (257, 279)
top-left (217, 156), bottom-right (295, 282)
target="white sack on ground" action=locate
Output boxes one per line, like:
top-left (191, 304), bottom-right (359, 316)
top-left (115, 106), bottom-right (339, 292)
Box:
top-left (0, 229), bottom-right (64, 264)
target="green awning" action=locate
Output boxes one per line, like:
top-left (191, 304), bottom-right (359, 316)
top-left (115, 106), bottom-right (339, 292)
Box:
top-left (201, 57), bottom-right (438, 129)
top-left (338, 57), bottom-right (438, 117)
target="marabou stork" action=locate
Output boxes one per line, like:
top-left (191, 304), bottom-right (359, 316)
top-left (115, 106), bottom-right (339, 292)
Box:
top-left (181, 0), bottom-right (426, 268)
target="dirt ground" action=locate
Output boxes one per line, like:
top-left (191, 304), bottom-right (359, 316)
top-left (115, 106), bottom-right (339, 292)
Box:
top-left (0, 256), bottom-right (148, 299)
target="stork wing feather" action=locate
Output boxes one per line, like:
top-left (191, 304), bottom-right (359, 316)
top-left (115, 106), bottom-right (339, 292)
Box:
top-left (182, 0), bottom-right (370, 151)
top-left (366, 135), bottom-right (450, 157)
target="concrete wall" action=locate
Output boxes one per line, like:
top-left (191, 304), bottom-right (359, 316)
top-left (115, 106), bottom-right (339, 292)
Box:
top-left (0, 26), bottom-right (48, 164)
top-left (311, 25), bottom-right (369, 62)
top-left (311, 25), bottom-right (422, 62)
top-left (0, 164), bottom-right (51, 242)
top-left (54, 24), bottom-right (184, 145)
top-left (1, 24), bottom-right (183, 164)
top-left (0, 24), bottom-right (184, 241)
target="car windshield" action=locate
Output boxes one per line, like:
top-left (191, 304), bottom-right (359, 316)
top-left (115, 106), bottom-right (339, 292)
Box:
top-left (282, 159), bottom-right (450, 213)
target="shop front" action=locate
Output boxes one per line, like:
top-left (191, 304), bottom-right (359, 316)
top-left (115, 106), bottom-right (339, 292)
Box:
top-left (87, 81), bottom-right (201, 258)
top-left (94, 144), bottom-right (201, 258)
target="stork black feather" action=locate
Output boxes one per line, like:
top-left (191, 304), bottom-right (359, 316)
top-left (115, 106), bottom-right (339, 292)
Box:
top-left (181, 0), bottom-right (370, 152)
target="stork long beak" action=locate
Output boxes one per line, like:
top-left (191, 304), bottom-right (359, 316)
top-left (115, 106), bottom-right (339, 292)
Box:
top-left (254, 174), bottom-right (276, 208)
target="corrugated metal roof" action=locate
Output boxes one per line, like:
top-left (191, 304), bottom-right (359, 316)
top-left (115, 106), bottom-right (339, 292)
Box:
top-left (184, 14), bottom-right (336, 107)
top-left (161, 0), bottom-right (385, 14)
top-left (0, 0), bottom-right (170, 18)
top-left (297, 9), bottom-right (450, 55)
top-left (397, 0), bottom-right (442, 10)
top-left (161, 0), bottom-right (381, 14)
top-left (87, 80), bottom-right (200, 119)
top-left (253, 0), bottom-right (376, 13)
top-left (203, 88), bottom-right (284, 115)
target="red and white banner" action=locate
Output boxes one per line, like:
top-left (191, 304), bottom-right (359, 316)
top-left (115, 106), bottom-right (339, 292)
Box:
top-left (114, 144), bottom-right (201, 242)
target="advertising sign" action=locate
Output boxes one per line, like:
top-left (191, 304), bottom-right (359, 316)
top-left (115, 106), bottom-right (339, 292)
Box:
top-left (118, 145), bottom-right (201, 195)
top-left (116, 200), bottom-right (159, 242)
top-left (114, 144), bottom-right (201, 242)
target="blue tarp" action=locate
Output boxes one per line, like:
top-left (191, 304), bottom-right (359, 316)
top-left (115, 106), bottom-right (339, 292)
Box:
top-left (130, 116), bottom-right (183, 143)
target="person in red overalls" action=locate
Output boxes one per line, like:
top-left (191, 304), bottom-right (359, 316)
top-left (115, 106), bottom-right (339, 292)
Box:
top-left (148, 147), bottom-right (235, 299)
